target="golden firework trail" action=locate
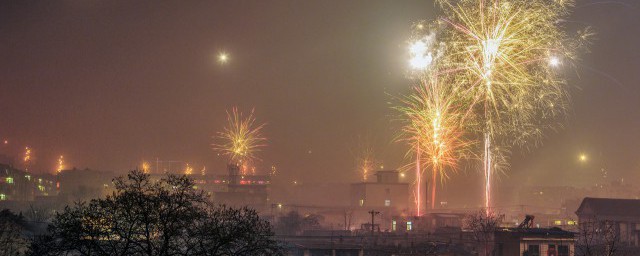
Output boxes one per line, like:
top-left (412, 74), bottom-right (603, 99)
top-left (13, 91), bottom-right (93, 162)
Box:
top-left (398, 78), bottom-right (472, 214)
top-left (213, 108), bottom-right (266, 166)
top-left (57, 155), bottom-right (64, 173)
top-left (352, 135), bottom-right (378, 182)
top-left (184, 163), bottom-right (193, 175)
top-left (23, 147), bottom-right (32, 170)
top-left (431, 0), bottom-right (586, 211)
top-left (400, 22), bottom-right (474, 215)
top-left (141, 161), bottom-right (151, 173)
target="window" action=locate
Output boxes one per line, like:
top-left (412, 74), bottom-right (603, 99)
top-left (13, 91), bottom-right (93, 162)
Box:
top-left (359, 199), bottom-right (364, 206)
top-left (0, 194), bottom-right (5, 200)
top-left (525, 244), bottom-right (540, 256)
top-left (548, 244), bottom-right (556, 256)
top-left (407, 221), bottom-right (412, 231)
top-left (384, 200), bottom-right (391, 207)
top-left (392, 220), bottom-right (397, 231)
top-left (558, 245), bottom-right (569, 256)
top-left (5, 177), bottom-right (13, 184)
top-left (554, 220), bottom-right (562, 226)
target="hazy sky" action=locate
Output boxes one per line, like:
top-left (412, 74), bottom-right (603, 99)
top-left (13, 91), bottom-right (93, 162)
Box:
top-left (0, 1), bottom-right (639, 198)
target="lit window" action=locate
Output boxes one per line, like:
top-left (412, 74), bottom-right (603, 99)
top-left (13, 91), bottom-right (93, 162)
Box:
top-left (38, 185), bottom-right (45, 192)
top-left (567, 220), bottom-right (577, 225)
top-left (407, 221), bottom-right (412, 231)
top-left (392, 220), bottom-right (397, 231)
top-left (5, 177), bottom-right (13, 184)
top-left (0, 194), bottom-right (5, 200)
top-left (24, 175), bottom-right (31, 181)
top-left (359, 199), bottom-right (364, 206)
top-left (554, 220), bottom-right (562, 226)
top-left (384, 200), bottom-right (391, 207)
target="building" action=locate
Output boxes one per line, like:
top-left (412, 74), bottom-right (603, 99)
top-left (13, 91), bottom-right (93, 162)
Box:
top-left (350, 170), bottom-right (409, 211)
top-left (575, 197), bottom-right (640, 247)
top-left (56, 168), bottom-right (115, 202)
top-left (390, 212), bottom-right (466, 234)
top-left (0, 163), bottom-right (56, 202)
top-left (493, 228), bottom-right (575, 256)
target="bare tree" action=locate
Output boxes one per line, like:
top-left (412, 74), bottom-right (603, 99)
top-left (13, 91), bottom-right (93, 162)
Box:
top-left (29, 170), bottom-right (283, 256)
top-left (576, 218), bottom-right (621, 256)
top-left (463, 209), bottom-right (504, 256)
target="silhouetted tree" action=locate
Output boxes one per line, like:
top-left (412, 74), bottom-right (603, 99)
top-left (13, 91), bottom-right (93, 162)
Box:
top-left (464, 209), bottom-right (504, 256)
top-left (29, 170), bottom-right (283, 256)
top-left (576, 218), bottom-right (622, 256)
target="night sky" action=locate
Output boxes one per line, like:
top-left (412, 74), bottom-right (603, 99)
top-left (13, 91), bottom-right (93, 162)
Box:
top-left (1, 1), bottom-right (639, 203)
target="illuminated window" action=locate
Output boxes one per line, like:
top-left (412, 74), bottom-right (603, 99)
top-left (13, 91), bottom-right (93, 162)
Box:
top-left (567, 220), bottom-right (577, 225)
top-left (384, 200), bottom-right (391, 207)
top-left (5, 177), bottom-right (13, 184)
top-left (0, 194), bottom-right (5, 200)
top-left (407, 221), bottom-right (412, 231)
top-left (25, 175), bottom-right (31, 181)
top-left (554, 220), bottom-right (562, 226)
top-left (392, 220), bottom-right (397, 231)
top-left (38, 185), bottom-right (45, 192)
top-left (359, 199), bottom-right (364, 206)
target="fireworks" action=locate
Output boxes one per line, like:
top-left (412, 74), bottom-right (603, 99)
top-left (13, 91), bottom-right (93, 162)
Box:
top-left (398, 77), bottom-right (472, 214)
top-left (57, 155), bottom-right (64, 173)
top-left (141, 161), bottom-right (151, 173)
top-left (400, 0), bottom-right (586, 213)
top-left (218, 52), bottom-right (229, 64)
top-left (434, 0), bottom-right (583, 211)
top-left (213, 108), bottom-right (266, 166)
top-left (23, 146), bottom-right (32, 171)
top-left (353, 135), bottom-right (378, 182)
top-left (184, 163), bottom-right (193, 175)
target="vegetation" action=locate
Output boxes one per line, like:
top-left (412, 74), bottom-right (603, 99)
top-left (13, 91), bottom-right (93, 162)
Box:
top-left (29, 170), bottom-right (283, 256)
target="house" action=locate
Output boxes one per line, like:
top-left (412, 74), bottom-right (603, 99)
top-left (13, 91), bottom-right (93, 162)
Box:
top-left (493, 228), bottom-right (575, 256)
top-left (350, 170), bottom-right (409, 211)
top-left (575, 197), bottom-right (640, 246)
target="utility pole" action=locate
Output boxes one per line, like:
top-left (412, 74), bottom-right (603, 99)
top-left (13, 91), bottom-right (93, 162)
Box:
top-left (368, 210), bottom-right (380, 236)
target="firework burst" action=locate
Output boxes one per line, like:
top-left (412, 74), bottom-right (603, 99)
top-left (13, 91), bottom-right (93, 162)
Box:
top-left (398, 77), bottom-right (472, 214)
top-left (57, 155), bottom-right (65, 173)
top-left (352, 135), bottom-right (378, 182)
top-left (213, 108), bottom-right (266, 167)
top-left (431, 0), bottom-right (586, 211)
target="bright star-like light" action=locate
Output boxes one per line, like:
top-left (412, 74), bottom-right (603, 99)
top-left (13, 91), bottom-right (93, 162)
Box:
top-left (579, 154), bottom-right (587, 162)
top-left (549, 56), bottom-right (561, 67)
top-left (409, 40), bottom-right (433, 70)
top-left (218, 52), bottom-right (229, 64)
